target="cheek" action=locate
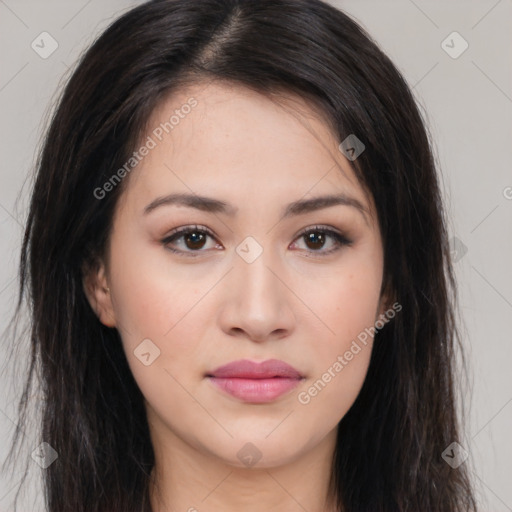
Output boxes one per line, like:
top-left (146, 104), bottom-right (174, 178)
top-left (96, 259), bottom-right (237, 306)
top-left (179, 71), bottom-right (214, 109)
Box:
top-left (295, 252), bottom-right (382, 411)
top-left (107, 236), bottom-right (208, 388)
top-left (334, 273), bottom-right (381, 346)
top-left (109, 225), bottom-right (201, 334)
top-left (304, 253), bottom-right (383, 350)
top-left (295, 287), bottom-right (378, 427)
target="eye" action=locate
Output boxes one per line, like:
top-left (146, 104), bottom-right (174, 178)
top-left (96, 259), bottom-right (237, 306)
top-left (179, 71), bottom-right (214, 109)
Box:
top-left (161, 224), bottom-right (352, 258)
top-left (290, 225), bottom-right (352, 256)
top-left (161, 225), bottom-right (220, 257)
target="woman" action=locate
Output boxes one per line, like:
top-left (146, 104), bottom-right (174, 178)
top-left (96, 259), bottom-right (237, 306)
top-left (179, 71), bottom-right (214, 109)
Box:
top-left (4, 0), bottom-right (477, 510)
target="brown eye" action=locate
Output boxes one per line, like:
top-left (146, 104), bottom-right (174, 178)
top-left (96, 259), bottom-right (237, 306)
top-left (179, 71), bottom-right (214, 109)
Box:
top-left (292, 226), bottom-right (352, 256)
top-left (182, 231), bottom-right (207, 250)
top-left (304, 231), bottom-right (327, 250)
top-left (161, 225), bottom-right (219, 257)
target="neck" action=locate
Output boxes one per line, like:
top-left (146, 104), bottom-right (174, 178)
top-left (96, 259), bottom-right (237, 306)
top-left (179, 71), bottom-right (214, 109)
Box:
top-left (147, 426), bottom-right (339, 512)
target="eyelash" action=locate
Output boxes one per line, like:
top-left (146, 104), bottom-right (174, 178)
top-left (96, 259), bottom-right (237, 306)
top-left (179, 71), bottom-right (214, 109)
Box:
top-left (161, 224), bottom-right (352, 258)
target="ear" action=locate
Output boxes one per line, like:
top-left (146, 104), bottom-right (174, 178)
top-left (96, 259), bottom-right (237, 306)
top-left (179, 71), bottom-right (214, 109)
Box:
top-left (82, 259), bottom-right (117, 328)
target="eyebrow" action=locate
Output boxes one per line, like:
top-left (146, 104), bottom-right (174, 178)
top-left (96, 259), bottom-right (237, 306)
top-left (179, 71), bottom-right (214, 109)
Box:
top-left (143, 192), bottom-right (369, 223)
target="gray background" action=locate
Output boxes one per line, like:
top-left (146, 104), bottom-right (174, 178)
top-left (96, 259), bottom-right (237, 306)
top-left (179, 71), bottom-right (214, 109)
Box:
top-left (1, 1), bottom-right (511, 510)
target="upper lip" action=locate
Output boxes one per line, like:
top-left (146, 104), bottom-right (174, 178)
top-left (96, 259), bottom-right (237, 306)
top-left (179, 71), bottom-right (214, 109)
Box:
top-left (207, 359), bottom-right (303, 379)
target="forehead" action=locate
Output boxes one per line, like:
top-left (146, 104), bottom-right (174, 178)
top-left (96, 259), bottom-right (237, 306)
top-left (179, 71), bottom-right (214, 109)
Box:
top-left (121, 80), bottom-right (376, 223)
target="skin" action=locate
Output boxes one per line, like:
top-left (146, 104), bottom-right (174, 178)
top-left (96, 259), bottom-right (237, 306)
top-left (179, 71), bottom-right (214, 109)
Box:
top-left (84, 80), bottom-right (391, 512)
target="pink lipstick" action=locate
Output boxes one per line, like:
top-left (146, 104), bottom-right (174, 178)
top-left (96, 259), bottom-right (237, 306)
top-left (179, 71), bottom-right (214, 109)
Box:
top-left (207, 359), bottom-right (303, 403)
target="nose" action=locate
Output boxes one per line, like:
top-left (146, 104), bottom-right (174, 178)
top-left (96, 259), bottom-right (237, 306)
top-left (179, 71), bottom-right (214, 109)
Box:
top-left (217, 246), bottom-right (296, 343)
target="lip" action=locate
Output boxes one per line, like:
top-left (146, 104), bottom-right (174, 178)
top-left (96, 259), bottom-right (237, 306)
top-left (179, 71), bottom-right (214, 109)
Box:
top-left (207, 359), bottom-right (304, 403)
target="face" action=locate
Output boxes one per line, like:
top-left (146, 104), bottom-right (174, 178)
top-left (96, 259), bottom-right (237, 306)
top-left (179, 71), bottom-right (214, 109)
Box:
top-left (85, 81), bottom-right (389, 469)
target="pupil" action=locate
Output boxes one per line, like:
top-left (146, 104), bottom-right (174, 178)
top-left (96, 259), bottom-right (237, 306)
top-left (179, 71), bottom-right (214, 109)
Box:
top-left (186, 232), bottom-right (206, 249)
top-left (306, 232), bottom-right (324, 250)
top-left (183, 231), bottom-right (326, 251)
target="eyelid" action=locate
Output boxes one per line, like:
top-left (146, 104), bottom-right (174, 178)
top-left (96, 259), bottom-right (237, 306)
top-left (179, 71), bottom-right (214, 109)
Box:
top-left (161, 223), bottom-right (352, 257)
top-left (291, 224), bottom-right (353, 257)
top-left (161, 224), bottom-right (219, 258)
top-left (295, 224), bottom-right (352, 244)
top-left (163, 224), bottom-right (216, 240)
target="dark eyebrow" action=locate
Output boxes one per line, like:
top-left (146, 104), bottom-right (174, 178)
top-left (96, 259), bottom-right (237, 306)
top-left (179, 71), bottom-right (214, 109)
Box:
top-left (144, 192), bottom-right (369, 223)
top-left (144, 193), bottom-right (236, 216)
top-left (281, 193), bottom-right (369, 223)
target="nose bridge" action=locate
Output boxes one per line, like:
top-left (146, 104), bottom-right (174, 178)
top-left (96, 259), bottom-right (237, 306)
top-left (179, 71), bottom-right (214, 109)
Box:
top-left (218, 234), bottom-right (295, 340)
top-left (234, 235), bottom-right (283, 304)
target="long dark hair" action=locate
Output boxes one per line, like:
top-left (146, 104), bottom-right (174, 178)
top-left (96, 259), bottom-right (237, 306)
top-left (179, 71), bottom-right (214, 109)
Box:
top-left (3, 0), bottom-right (477, 510)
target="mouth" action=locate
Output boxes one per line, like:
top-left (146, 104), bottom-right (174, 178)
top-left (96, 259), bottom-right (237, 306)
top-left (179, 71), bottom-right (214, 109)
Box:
top-left (206, 359), bottom-right (304, 403)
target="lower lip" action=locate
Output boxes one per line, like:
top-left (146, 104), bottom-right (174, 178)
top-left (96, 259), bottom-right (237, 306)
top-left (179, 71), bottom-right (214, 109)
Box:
top-left (208, 377), bottom-right (302, 403)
